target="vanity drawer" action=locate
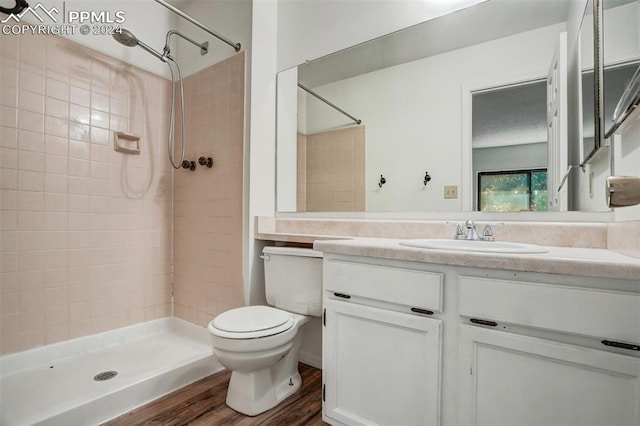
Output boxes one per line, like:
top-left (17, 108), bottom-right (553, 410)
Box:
top-left (324, 259), bottom-right (443, 312)
top-left (459, 276), bottom-right (640, 344)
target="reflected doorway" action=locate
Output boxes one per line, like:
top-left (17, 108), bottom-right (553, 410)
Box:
top-left (471, 80), bottom-right (549, 212)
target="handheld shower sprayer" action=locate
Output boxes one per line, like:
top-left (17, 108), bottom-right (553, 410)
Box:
top-left (110, 0), bottom-right (242, 170)
top-left (112, 29), bottom-right (187, 170)
top-left (112, 18), bottom-right (236, 170)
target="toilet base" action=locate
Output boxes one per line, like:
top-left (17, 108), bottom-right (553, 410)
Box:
top-left (226, 369), bottom-right (302, 416)
top-left (225, 327), bottom-right (305, 416)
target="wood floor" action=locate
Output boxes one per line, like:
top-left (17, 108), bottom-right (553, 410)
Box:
top-left (103, 363), bottom-right (326, 426)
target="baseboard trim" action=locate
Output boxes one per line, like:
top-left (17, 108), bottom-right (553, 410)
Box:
top-left (299, 351), bottom-right (322, 369)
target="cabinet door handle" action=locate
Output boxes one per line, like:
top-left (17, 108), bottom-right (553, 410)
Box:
top-left (333, 292), bottom-right (351, 299)
top-left (411, 307), bottom-right (434, 315)
top-left (470, 318), bottom-right (498, 327)
top-left (602, 340), bottom-right (640, 351)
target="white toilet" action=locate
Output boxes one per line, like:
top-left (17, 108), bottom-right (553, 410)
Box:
top-left (208, 246), bottom-right (322, 416)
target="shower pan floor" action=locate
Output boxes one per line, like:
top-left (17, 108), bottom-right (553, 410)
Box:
top-left (0, 317), bottom-right (221, 426)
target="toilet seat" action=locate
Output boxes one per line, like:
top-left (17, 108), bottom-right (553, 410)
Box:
top-left (210, 306), bottom-right (294, 339)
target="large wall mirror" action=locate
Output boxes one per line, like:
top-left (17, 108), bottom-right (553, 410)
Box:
top-left (276, 0), bottom-right (640, 215)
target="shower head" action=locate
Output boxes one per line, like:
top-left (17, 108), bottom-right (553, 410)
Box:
top-left (112, 29), bottom-right (138, 47)
top-left (112, 29), bottom-right (166, 62)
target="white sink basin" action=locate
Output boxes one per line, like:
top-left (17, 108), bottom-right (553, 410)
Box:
top-left (399, 239), bottom-right (548, 254)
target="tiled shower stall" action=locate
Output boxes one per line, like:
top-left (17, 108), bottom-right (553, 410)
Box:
top-left (0, 27), bottom-right (245, 355)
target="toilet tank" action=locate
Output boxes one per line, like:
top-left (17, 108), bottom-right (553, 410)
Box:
top-left (263, 246), bottom-right (323, 316)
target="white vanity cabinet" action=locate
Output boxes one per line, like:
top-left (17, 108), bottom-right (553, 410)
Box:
top-left (319, 250), bottom-right (640, 426)
top-left (322, 256), bottom-right (444, 426)
top-left (458, 275), bottom-right (640, 426)
top-left (458, 325), bottom-right (640, 426)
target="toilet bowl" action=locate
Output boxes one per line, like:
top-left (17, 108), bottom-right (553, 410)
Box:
top-left (209, 307), bottom-right (310, 416)
top-left (208, 246), bottom-right (322, 416)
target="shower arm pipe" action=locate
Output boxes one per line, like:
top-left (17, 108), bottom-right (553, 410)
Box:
top-left (137, 39), bottom-right (167, 62)
top-left (164, 30), bottom-right (208, 56)
top-left (298, 83), bottom-right (362, 125)
top-left (154, 0), bottom-right (241, 52)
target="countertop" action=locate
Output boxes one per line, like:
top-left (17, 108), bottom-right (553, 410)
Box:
top-left (313, 238), bottom-right (640, 281)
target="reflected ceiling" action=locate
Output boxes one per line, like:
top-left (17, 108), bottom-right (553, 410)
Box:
top-left (299, 0), bottom-right (572, 88)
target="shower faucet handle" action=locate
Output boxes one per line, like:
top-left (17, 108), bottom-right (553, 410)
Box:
top-left (198, 156), bottom-right (214, 168)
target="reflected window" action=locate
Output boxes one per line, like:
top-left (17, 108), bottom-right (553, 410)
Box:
top-left (478, 169), bottom-right (548, 212)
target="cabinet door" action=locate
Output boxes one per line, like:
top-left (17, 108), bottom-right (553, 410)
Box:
top-left (458, 325), bottom-right (640, 426)
top-left (323, 299), bottom-right (442, 426)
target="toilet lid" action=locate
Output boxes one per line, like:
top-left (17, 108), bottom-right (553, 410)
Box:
top-left (212, 306), bottom-right (292, 334)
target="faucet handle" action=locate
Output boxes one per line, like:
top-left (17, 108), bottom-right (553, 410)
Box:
top-left (446, 221), bottom-right (466, 239)
top-left (481, 223), bottom-right (504, 239)
top-left (454, 224), bottom-right (464, 239)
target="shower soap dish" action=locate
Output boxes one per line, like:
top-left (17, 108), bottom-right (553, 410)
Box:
top-left (113, 131), bottom-right (141, 154)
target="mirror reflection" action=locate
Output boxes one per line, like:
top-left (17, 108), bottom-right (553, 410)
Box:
top-left (602, 0), bottom-right (640, 137)
top-left (578, 0), bottom-right (639, 210)
top-left (472, 80), bottom-right (548, 212)
top-left (277, 0), bottom-right (640, 214)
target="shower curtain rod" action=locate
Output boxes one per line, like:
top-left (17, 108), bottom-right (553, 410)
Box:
top-left (298, 83), bottom-right (362, 125)
top-left (154, 0), bottom-right (241, 52)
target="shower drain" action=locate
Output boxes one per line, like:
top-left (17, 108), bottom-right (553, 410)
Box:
top-left (93, 370), bottom-right (118, 381)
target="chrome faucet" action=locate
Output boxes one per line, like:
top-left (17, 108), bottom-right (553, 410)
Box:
top-left (454, 220), bottom-right (501, 241)
top-left (457, 220), bottom-right (480, 240)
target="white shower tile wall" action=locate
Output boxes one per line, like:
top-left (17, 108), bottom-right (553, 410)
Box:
top-left (0, 28), bottom-right (173, 355)
top-left (173, 52), bottom-right (245, 327)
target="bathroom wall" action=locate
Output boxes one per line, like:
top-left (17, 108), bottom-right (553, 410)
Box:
top-left (173, 52), bottom-right (245, 327)
top-left (0, 30), bottom-right (173, 355)
top-left (173, 1), bottom-right (254, 318)
top-left (300, 126), bottom-right (366, 212)
top-left (247, 0), bottom-right (277, 307)
top-left (174, 0), bottom-right (252, 78)
top-left (297, 133), bottom-right (307, 212)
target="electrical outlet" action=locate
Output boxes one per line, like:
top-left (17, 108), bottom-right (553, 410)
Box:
top-left (444, 185), bottom-right (458, 199)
